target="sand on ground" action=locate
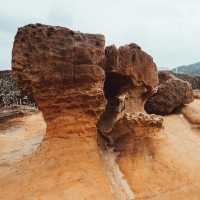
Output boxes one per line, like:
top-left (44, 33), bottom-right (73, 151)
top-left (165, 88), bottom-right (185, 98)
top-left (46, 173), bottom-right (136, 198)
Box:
top-left (0, 112), bottom-right (115, 200)
top-left (0, 101), bottom-right (200, 200)
top-left (118, 100), bottom-right (200, 199)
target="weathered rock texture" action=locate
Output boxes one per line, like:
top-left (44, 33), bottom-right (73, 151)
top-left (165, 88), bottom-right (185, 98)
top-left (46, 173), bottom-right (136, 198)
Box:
top-left (97, 44), bottom-right (162, 146)
top-left (145, 71), bottom-right (194, 115)
top-left (104, 44), bottom-right (158, 113)
top-left (12, 23), bottom-right (162, 144)
top-left (108, 113), bottom-right (163, 149)
top-left (158, 70), bottom-right (176, 84)
top-left (12, 24), bottom-right (105, 137)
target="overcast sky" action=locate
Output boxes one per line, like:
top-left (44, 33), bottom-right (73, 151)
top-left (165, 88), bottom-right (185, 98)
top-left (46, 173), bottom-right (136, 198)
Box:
top-left (1, 0), bottom-right (200, 70)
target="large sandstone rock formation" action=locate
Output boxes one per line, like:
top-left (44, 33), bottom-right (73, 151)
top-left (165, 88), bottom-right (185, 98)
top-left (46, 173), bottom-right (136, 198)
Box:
top-left (12, 24), bottom-right (105, 137)
top-left (104, 44), bottom-right (158, 113)
top-left (12, 23), bottom-right (161, 143)
top-left (145, 71), bottom-right (194, 115)
top-left (97, 44), bottom-right (161, 146)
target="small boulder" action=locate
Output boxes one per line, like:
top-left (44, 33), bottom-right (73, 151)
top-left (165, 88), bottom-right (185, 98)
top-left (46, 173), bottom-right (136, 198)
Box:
top-left (145, 72), bottom-right (194, 115)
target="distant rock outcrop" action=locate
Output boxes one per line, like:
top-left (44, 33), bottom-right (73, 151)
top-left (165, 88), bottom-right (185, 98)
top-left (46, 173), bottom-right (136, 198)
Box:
top-left (145, 71), bottom-right (194, 115)
top-left (172, 61), bottom-right (200, 76)
top-left (173, 73), bottom-right (200, 90)
top-left (0, 70), bottom-right (36, 108)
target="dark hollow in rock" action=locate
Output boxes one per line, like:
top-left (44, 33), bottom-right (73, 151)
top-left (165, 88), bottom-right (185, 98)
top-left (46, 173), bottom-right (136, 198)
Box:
top-left (97, 43), bottom-right (161, 149)
top-left (104, 72), bottom-right (133, 100)
top-left (97, 72), bottom-right (134, 147)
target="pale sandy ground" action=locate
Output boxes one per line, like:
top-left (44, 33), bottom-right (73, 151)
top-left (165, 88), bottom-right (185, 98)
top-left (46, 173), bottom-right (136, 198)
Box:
top-left (0, 101), bottom-right (200, 200)
top-left (118, 100), bottom-right (200, 199)
top-left (0, 112), bottom-right (45, 163)
top-left (182, 99), bottom-right (200, 125)
top-left (0, 112), bottom-right (115, 200)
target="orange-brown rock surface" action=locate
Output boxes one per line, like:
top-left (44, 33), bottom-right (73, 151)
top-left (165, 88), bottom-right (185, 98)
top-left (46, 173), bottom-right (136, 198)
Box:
top-left (97, 43), bottom-right (160, 146)
top-left (104, 44), bottom-right (158, 112)
top-left (158, 70), bottom-right (176, 84)
top-left (12, 23), bottom-right (105, 137)
top-left (108, 113), bottom-right (163, 149)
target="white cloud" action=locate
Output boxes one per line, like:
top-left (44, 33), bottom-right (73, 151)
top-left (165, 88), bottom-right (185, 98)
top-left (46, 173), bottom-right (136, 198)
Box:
top-left (0, 0), bottom-right (200, 69)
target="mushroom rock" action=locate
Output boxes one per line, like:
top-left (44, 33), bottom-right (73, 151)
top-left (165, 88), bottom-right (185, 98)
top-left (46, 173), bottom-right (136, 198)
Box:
top-left (104, 43), bottom-right (159, 113)
top-left (145, 71), bottom-right (194, 115)
top-left (12, 24), bottom-right (105, 138)
top-left (97, 43), bottom-right (162, 147)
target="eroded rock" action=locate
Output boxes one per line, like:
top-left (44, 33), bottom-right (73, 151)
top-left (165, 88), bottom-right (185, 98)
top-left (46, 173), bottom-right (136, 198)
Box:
top-left (158, 70), bottom-right (176, 84)
top-left (145, 71), bottom-right (194, 115)
top-left (12, 23), bottom-right (105, 137)
top-left (97, 43), bottom-right (162, 147)
top-left (109, 113), bottom-right (163, 148)
top-left (12, 23), bottom-right (162, 147)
